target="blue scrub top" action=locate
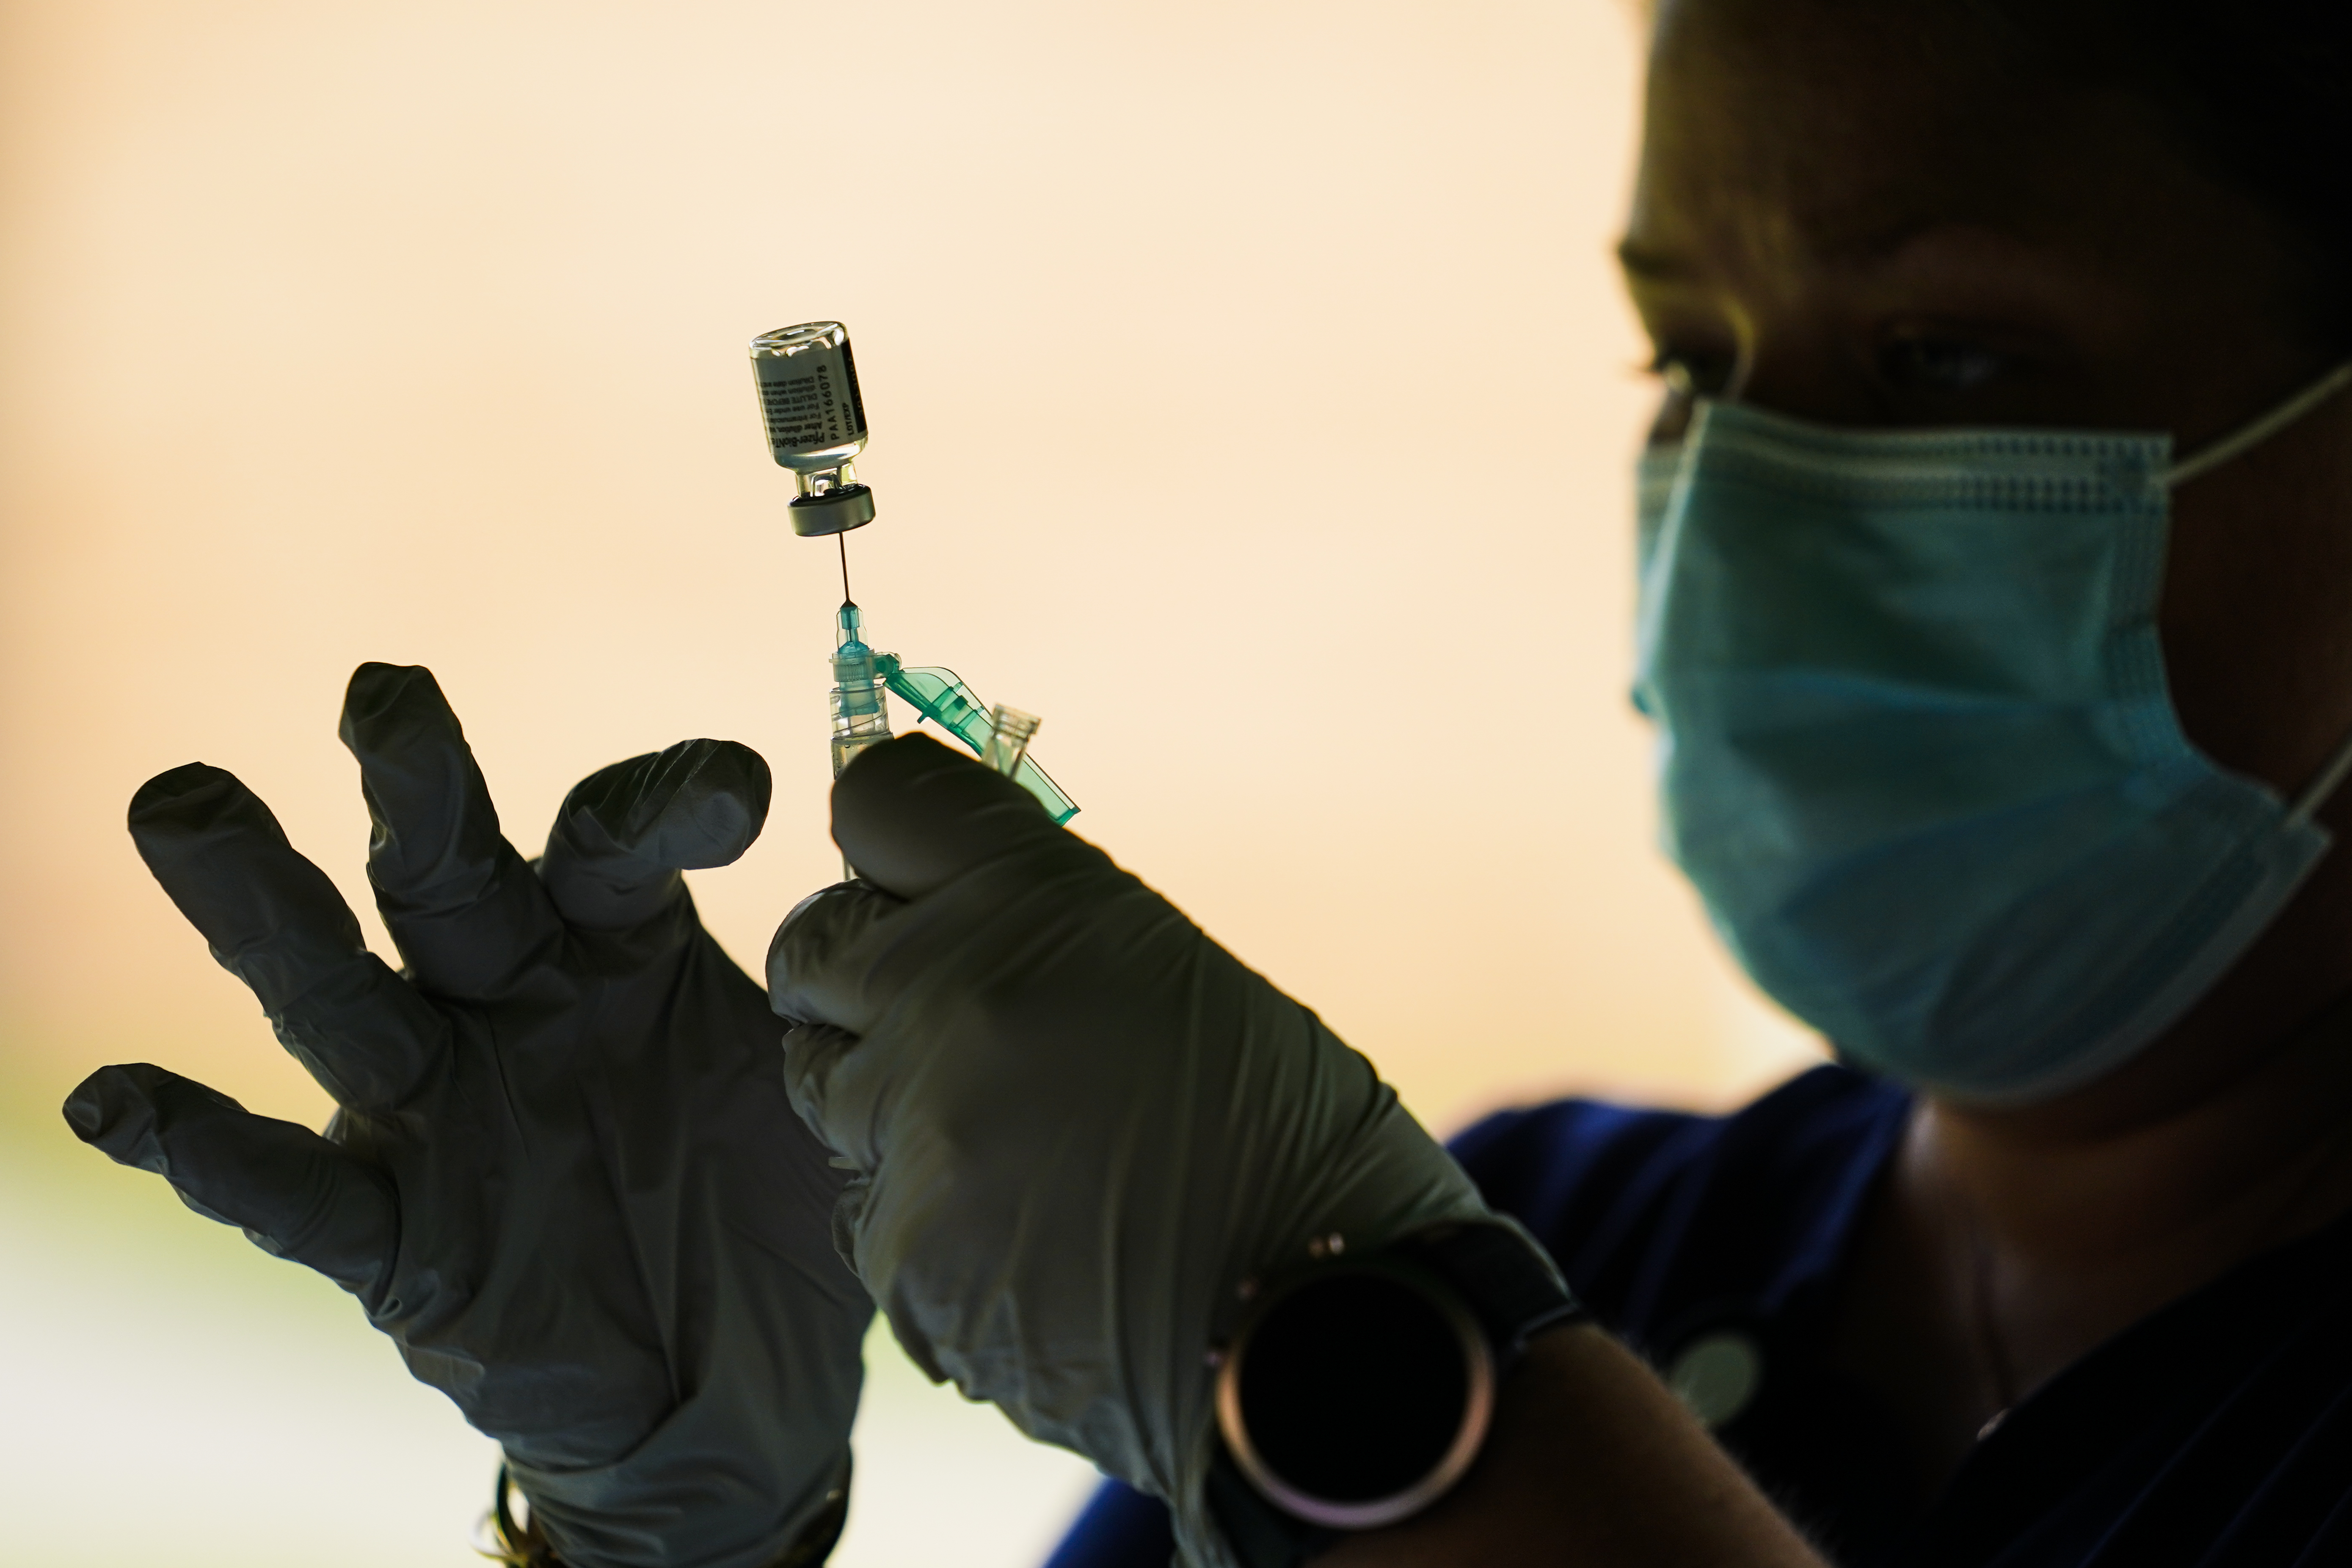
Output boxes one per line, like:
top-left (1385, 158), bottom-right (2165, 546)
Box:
top-left (1043, 1066), bottom-right (2352, 1567)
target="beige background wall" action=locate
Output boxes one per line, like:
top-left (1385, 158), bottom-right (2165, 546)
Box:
top-left (0, 2), bottom-right (1820, 1563)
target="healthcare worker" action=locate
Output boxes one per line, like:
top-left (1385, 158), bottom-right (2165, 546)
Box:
top-left (65, 0), bottom-right (2352, 1565)
top-left (1012, 0), bottom-right (2352, 1560)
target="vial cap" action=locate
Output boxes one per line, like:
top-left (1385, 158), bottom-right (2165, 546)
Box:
top-left (789, 485), bottom-right (876, 537)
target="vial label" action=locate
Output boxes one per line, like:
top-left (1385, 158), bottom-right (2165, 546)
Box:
top-left (757, 350), bottom-right (866, 458)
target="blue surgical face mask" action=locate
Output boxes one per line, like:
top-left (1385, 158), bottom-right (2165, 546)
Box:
top-left (1634, 364), bottom-right (2352, 1102)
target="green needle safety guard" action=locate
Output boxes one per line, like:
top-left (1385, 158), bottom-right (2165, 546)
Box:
top-left (873, 653), bottom-right (1079, 824)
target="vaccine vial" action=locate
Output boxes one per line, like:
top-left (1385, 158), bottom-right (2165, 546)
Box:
top-left (752, 322), bottom-right (876, 536)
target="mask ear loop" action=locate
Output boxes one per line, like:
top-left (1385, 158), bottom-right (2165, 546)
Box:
top-left (2287, 729), bottom-right (2352, 830)
top-left (2167, 361), bottom-right (2352, 488)
top-left (2159, 358), bottom-right (2352, 827)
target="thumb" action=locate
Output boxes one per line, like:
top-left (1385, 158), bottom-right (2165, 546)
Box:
top-left (64, 1064), bottom-right (397, 1296)
top-left (831, 733), bottom-right (1058, 901)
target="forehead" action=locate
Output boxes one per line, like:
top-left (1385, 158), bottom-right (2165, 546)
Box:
top-left (1627, 0), bottom-right (2095, 274)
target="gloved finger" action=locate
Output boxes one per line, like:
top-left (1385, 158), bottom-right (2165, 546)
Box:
top-left (130, 763), bottom-right (450, 1112)
top-left (63, 1063), bottom-right (397, 1295)
top-left (540, 739), bottom-right (772, 931)
top-left (830, 733), bottom-right (1061, 901)
top-left (339, 662), bottom-right (564, 999)
top-left (766, 880), bottom-right (909, 1033)
top-left (776, 1019), bottom-right (872, 1167)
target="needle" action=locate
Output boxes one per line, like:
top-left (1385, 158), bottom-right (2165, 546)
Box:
top-left (838, 532), bottom-right (852, 603)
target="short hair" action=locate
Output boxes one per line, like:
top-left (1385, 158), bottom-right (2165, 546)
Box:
top-left (1957, 0), bottom-right (2352, 341)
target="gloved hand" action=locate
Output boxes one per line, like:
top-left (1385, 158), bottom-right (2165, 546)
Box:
top-left (767, 735), bottom-right (1502, 1568)
top-left (63, 664), bottom-right (871, 1568)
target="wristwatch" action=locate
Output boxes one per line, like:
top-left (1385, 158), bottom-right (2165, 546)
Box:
top-left (1207, 1220), bottom-right (1585, 1568)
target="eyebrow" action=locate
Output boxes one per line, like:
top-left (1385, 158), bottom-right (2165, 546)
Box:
top-left (1616, 211), bottom-right (1957, 287)
top-left (1614, 239), bottom-right (1691, 283)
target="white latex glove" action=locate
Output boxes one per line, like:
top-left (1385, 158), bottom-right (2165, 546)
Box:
top-left (766, 734), bottom-right (1500, 1567)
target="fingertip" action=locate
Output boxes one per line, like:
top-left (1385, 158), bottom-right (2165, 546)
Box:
top-left (706, 738), bottom-right (775, 807)
top-left (338, 662), bottom-right (456, 754)
top-left (633, 737), bottom-right (772, 869)
top-left (766, 882), bottom-right (855, 1000)
top-left (830, 733), bottom-right (1053, 898)
top-left (671, 738), bottom-right (773, 868)
top-left (61, 1063), bottom-right (210, 1166)
top-left (127, 767), bottom-right (290, 896)
top-left (565, 738), bottom-right (774, 871)
top-left (337, 661), bottom-right (523, 962)
top-left (64, 1066), bottom-right (393, 1285)
top-left (61, 1068), bottom-right (124, 1144)
top-left (127, 763), bottom-right (240, 831)
top-left (777, 1019), bottom-right (866, 1143)
top-left (765, 879), bottom-right (905, 1022)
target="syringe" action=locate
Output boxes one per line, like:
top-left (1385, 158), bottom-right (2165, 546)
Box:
top-left (756, 319), bottom-right (1079, 852)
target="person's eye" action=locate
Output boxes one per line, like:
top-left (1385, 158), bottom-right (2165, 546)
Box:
top-left (1876, 334), bottom-right (2009, 395)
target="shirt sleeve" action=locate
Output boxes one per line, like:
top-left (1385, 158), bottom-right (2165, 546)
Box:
top-left (1040, 1476), bottom-right (1175, 1568)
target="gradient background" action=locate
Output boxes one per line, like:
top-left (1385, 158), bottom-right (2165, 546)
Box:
top-left (0, 1), bottom-right (1822, 1562)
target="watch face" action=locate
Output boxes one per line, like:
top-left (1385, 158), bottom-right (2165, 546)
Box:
top-left (1216, 1256), bottom-right (1496, 1531)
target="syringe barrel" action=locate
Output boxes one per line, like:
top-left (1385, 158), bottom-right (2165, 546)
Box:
top-left (830, 601), bottom-right (893, 777)
top-left (830, 725), bottom-right (892, 778)
top-left (752, 322), bottom-right (869, 472)
top-left (829, 675), bottom-right (892, 776)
